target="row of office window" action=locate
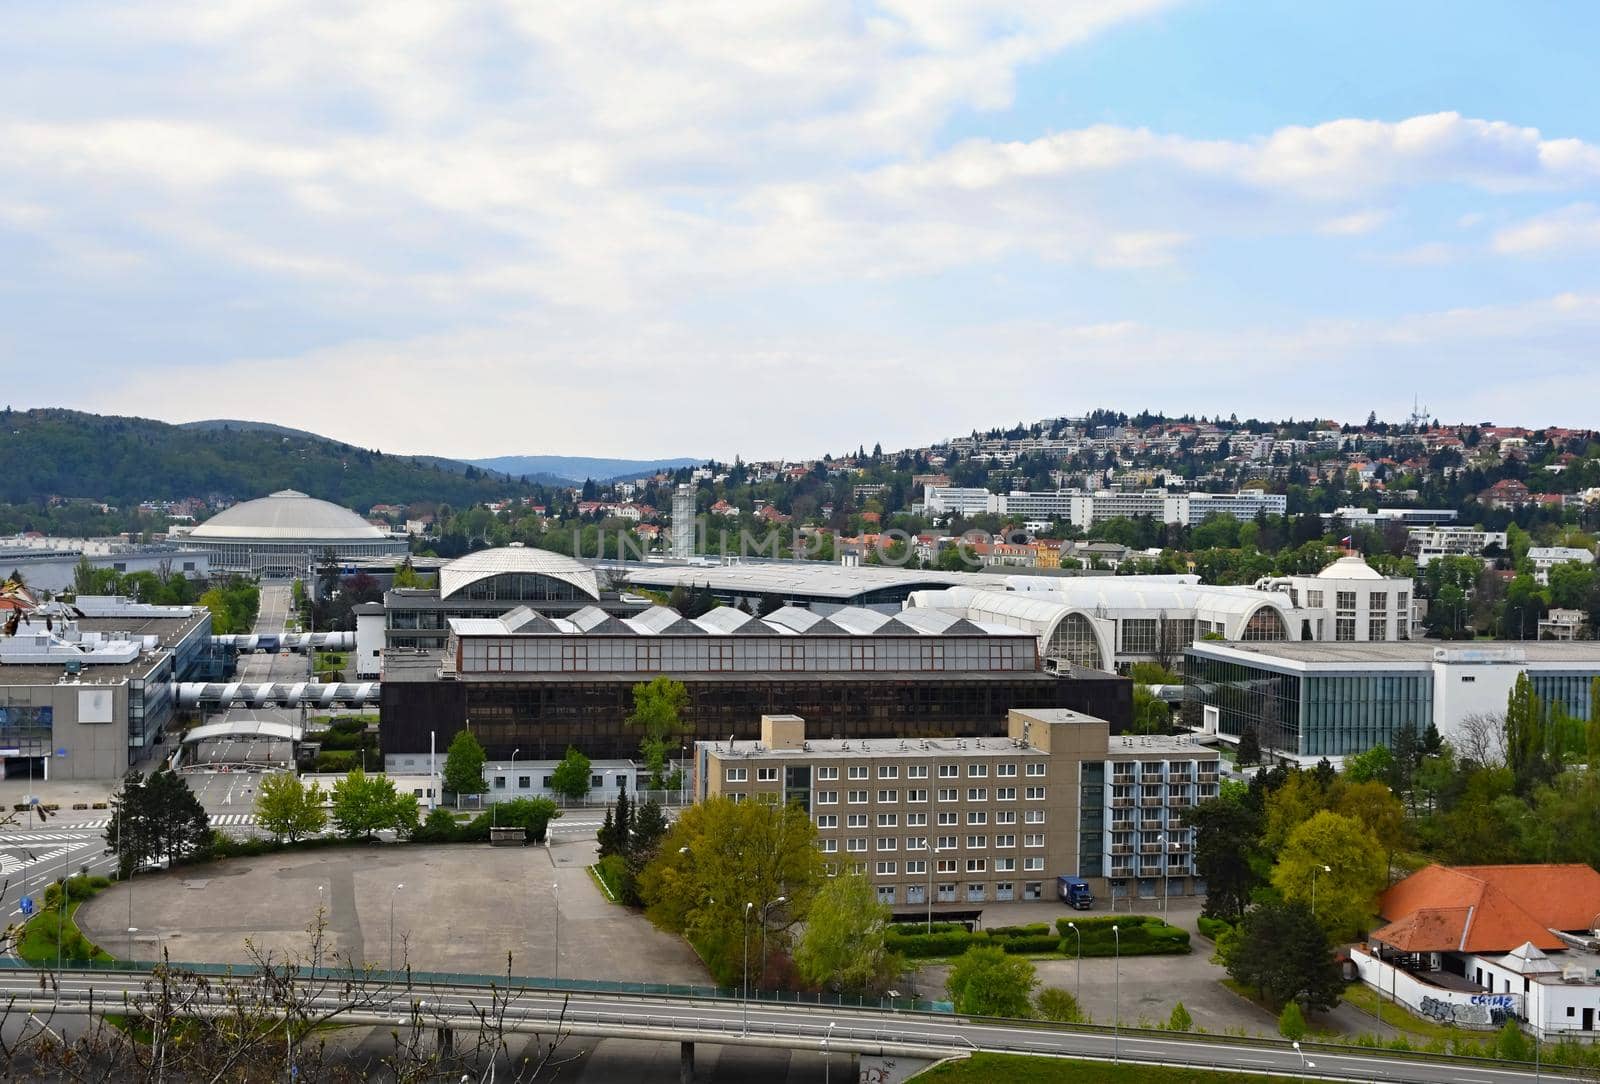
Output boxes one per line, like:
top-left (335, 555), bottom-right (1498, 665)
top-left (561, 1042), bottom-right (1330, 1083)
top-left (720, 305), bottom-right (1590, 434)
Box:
top-left (814, 810), bottom-right (1044, 828)
top-left (458, 635), bottom-right (1034, 674)
top-left (811, 786), bottom-right (1046, 804)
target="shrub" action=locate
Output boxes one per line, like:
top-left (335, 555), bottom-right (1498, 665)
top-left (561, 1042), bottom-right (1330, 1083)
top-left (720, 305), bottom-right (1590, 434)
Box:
top-left (1278, 1001), bottom-right (1307, 1042)
top-left (459, 798), bottom-right (560, 843)
top-left (1197, 915), bottom-right (1235, 941)
top-left (884, 929), bottom-right (977, 958)
top-left (1168, 1002), bottom-right (1193, 1031)
top-left (314, 750), bottom-right (359, 772)
top-left (995, 934), bottom-right (1062, 954)
top-left (1054, 915), bottom-right (1190, 956)
top-left (413, 807), bottom-right (462, 843)
top-left (988, 923), bottom-right (1052, 938)
top-left (594, 854), bottom-right (632, 902)
top-left (1036, 986), bottom-right (1089, 1023)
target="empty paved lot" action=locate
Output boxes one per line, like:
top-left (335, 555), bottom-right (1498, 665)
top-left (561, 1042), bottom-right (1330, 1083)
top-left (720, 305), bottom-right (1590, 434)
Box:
top-left (77, 840), bottom-right (706, 984)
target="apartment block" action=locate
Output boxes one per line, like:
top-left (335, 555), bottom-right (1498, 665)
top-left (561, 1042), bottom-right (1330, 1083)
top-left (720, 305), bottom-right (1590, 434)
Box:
top-left (694, 708), bottom-right (1221, 911)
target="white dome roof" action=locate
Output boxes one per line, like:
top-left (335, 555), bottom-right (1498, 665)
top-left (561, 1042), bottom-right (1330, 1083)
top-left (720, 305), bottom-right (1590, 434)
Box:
top-left (1315, 555), bottom-right (1384, 580)
top-left (439, 545), bottom-right (602, 601)
top-left (191, 490), bottom-right (385, 541)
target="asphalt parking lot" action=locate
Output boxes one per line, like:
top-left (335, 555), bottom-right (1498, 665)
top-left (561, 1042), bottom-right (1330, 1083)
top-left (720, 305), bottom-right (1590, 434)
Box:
top-left (76, 839), bottom-right (707, 984)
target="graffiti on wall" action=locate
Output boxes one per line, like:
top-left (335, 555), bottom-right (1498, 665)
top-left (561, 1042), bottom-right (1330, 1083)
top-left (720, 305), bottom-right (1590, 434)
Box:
top-left (1419, 994), bottom-right (1515, 1028)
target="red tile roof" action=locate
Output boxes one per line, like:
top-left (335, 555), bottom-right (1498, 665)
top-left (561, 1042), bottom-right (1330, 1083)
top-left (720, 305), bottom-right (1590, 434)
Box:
top-left (1373, 864), bottom-right (1600, 954)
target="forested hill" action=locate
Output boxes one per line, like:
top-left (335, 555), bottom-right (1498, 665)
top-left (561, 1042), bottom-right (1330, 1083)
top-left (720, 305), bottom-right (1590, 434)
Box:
top-left (0, 408), bottom-right (536, 508)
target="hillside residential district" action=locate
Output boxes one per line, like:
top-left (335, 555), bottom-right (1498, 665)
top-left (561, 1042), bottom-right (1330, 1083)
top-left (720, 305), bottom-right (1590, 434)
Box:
top-left (6, 412), bottom-right (1600, 1082)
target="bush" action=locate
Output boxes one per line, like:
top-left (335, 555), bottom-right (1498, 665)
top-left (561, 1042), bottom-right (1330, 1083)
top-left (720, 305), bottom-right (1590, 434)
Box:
top-left (885, 929), bottom-right (977, 958)
top-left (996, 934), bottom-right (1062, 954)
top-left (459, 798), bottom-right (560, 843)
top-left (988, 923), bottom-right (1052, 938)
top-left (594, 854), bottom-right (632, 902)
top-left (1168, 1002), bottom-right (1193, 1031)
top-left (1054, 915), bottom-right (1190, 956)
top-left (413, 807), bottom-right (462, 843)
top-left (314, 750), bottom-right (358, 772)
top-left (1278, 1001), bottom-right (1307, 1041)
top-left (1197, 915), bottom-right (1235, 941)
top-left (1036, 986), bottom-right (1089, 1023)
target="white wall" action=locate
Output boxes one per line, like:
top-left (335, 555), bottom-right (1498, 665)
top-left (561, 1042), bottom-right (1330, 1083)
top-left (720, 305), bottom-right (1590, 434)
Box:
top-left (1431, 651), bottom-right (1525, 746)
top-left (1351, 948), bottom-right (1517, 1030)
top-left (354, 609), bottom-right (384, 678)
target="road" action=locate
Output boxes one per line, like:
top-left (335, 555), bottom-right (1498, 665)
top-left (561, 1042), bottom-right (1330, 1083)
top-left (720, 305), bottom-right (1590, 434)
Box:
top-left (0, 967), bottom-right (1552, 1084)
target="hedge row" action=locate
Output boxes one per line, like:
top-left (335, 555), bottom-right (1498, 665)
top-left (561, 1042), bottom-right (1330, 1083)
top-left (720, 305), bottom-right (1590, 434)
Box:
top-left (1054, 914), bottom-right (1190, 956)
top-left (884, 915), bottom-right (1189, 959)
top-left (1196, 915), bottom-right (1236, 941)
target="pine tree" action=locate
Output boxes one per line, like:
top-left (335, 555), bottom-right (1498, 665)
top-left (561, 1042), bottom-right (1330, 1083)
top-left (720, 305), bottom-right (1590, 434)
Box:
top-left (614, 791), bottom-right (633, 848)
top-left (1236, 724), bottom-right (1262, 767)
top-left (597, 808), bottom-right (618, 858)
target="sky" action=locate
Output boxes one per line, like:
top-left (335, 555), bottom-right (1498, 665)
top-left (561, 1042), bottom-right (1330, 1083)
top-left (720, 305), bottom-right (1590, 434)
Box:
top-left (4, 1), bottom-right (1600, 461)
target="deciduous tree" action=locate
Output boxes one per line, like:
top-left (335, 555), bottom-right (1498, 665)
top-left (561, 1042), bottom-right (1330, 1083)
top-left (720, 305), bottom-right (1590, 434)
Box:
top-left (442, 729), bottom-right (488, 806)
top-left (330, 769), bottom-right (410, 840)
top-left (254, 772), bottom-right (327, 842)
top-left (1270, 810), bottom-right (1386, 942)
top-left (795, 874), bottom-right (897, 993)
top-left (1191, 794), bottom-right (1262, 921)
top-left (945, 945), bottom-right (1037, 1018)
top-left (548, 747), bottom-right (592, 801)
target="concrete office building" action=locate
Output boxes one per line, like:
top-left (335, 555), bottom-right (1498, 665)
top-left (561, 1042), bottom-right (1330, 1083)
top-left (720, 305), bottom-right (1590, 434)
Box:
top-left (922, 486), bottom-right (1286, 529)
top-left (187, 490), bottom-right (408, 578)
top-left (0, 598), bottom-right (213, 780)
top-left (1185, 639), bottom-right (1600, 763)
top-left (379, 604), bottom-right (1131, 763)
top-left (695, 708), bottom-right (1219, 909)
top-left (1529, 546), bottom-right (1595, 586)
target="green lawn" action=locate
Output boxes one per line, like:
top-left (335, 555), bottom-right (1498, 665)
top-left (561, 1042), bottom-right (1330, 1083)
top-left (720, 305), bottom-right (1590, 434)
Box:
top-left (914, 1053), bottom-right (1295, 1083)
top-left (16, 898), bottom-right (115, 966)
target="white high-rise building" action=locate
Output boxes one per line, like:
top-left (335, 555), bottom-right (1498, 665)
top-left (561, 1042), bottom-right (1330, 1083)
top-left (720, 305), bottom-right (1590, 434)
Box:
top-left (670, 484), bottom-right (697, 559)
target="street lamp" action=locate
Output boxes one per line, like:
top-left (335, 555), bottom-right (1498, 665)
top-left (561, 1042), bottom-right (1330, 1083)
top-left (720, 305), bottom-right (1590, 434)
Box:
top-left (1292, 1040), bottom-right (1315, 1072)
top-left (388, 883), bottom-right (405, 971)
top-left (823, 1021), bottom-right (836, 1084)
top-left (552, 881), bottom-right (561, 980)
top-left (1112, 924), bottom-right (1121, 1064)
top-left (127, 926), bottom-right (138, 959)
top-left (758, 895), bottom-right (787, 987)
top-left (1066, 921), bottom-right (1081, 1003)
top-left (743, 902), bottom-right (755, 1036)
top-left (1311, 863), bottom-right (1332, 917)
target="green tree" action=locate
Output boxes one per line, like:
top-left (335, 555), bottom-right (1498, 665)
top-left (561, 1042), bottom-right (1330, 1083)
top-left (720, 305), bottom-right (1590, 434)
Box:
top-left (549, 746), bottom-right (593, 801)
top-left (627, 676), bottom-right (690, 788)
top-left (104, 770), bottom-right (212, 874)
top-left (1035, 987), bottom-right (1089, 1024)
top-left (1168, 1002), bottom-right (1194, 1032)
top-left (1191, 793), bottom-right (1263, 921)
top-left (253, 772), bottom-right (327, 842)
top-left (1223, 900), bottom-right (1342, 1011)
top-left (1342, 744), bottom-right (1394, 785)
top-left (1277, 1000), bottom-right (1307, 1041)
top-left (1548, 560), bottom-right (1596, 610)
top-left (945, 945), bottom-right (1037, 1018)
top-left (1587, 677), bottom-right (1600, 774)
top-left (442, 729), bottom-right (488, 806)
top-left (330, 769), bottom-right (409, 840)
top-left (636, 796), bottom-right (822, 984)
top-left (1270, 810), bottom-right (1386, 942)
top-left (1504, 672), bottom-right (1554, 795)
top-left (795, 874), bottom-right (897, 993)
top-left (1131, 685), bottom-right (1170, 734)
top-left (1236, 724), bottom-right (1261, 767)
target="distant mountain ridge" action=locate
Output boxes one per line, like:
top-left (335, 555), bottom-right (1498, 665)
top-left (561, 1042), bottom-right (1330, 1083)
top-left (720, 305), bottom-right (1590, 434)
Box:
top-left (465, 455), bottom-right (702, 484)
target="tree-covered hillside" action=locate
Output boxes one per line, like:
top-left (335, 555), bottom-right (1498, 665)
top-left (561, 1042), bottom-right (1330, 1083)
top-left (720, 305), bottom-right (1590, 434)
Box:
top-left (0, 408), bottom-right (533, 508)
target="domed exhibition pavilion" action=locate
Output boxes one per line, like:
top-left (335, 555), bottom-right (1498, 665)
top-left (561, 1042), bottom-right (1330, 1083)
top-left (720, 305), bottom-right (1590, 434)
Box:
top-left (186, 490), bottom-right (409, 578)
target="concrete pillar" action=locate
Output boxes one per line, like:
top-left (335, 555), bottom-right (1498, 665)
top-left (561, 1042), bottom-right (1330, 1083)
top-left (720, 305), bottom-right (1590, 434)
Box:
top-left (436, 1026), bottom-right (454, 1056)
top-left (679, 1040), bottom-right (694, 1084)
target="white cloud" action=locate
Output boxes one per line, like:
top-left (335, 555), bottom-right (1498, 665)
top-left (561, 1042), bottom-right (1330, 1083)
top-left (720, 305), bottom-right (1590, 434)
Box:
top-left (1492, 203), bottom-right (1600, 256)
top-left (1318, 209), bottom-right (1390, 236)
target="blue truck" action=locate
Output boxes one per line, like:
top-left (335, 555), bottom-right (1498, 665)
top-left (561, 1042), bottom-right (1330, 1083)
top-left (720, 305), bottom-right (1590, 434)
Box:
top-left (1057, 876), bottom-right (1095, 910)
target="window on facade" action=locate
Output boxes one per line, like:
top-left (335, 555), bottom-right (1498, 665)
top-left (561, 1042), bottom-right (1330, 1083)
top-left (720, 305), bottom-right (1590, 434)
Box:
top-left (966, 811), bottom-right (987, 825)
top-left (820, 839), bottom-right (838, 853)
top-left (996, 834), bottom-right (1015, 848)
top-left (816, 814), bottom-right (837, 828)
top-left (816, 766), bottom-right (838, 781)
top-left (1369, 617), bottom-right (1388, 641)
top-left (937, 859), bottom-right (957, 874)
top-left (779, 641), bottom-right (804, 670)
top-left (1336, 591), bottom-right (1356, 611)
top-left (1025, 786), bottom-right (1046, 800)
top-left (907, 811), bottom-right (927, 826)
top-left (938, 764), bottom-right (958, 778)
top-left (1335, 617), bottom-right (1356, 641)
top-left (966, 835), bottom-right (986, 849)
top-left (1307, 589), bottom-right (1324, 608)
top-left (967, 788), bottom-right (987, 801)
top-left (847, 790), bottom-right (867, 804)
top-left (877, 813), bottom-right (898, 827)
top-left (876, 837), bottom-right (897, 852)
top-left (726, 768), bottom-right (747, 782)
top-left (1025, 809), bottom-right (1045, 824)
top-left (1241, 606), bottom-right (1288, 641)
top-left (635, 643), bottom-right (662, 670)
top-left (1369, 591), bottom-right (1387, 612)
top-left (995, 856), bottom-right (1016, 871)
top-left (920, 642), bottom-right (945, 670)
top-left (757, 767), bottom-right (778, 782)
top-left (1045, 612), bottom-right (1104, 669)
top-left (968, 763), bottom-right (988, 777)
top-left (938, 788), bottom-right (958, 802)
top-left (849, 642), bottom-right (876, 671)
top-left (906, 860), bottom-right (926, 874)
top-left (1024, 833), bottom-right (1044, 847)
top-left (908, 789), bottom-right (928, 803)
top-left (877, 885), bottom-right (896, 903)
top-left (996, 810), bottom-right (1016, 824)
top-left (997, 763), bottom-right (1017, 777)
top-left (816, 791), bottom-right (837, 804)
top-left (848, 813), bottom-right (868, 827)
top-left (1026, 762), bottom-right (1046, 777)
top-left (966, 859), bottom-right (986, 873)
top-left (846, 838), bottom-right (867, 852)
top-left (1023, 857), bottom-right (1045, 871)
top-left (878, 765), bottom-right (898, 779)
top-left (848, 765), bottom-right (868, 780)
top-left (907, 765), bottom-right (929, 779)
top-left (1120, 618), bottom-right (1158, 654)
top-left (997, 787), bottom-right (1016, 801)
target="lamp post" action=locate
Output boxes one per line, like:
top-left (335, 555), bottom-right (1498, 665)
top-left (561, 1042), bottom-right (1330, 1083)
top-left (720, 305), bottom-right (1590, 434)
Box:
top-left (1112, 924), bottom-right (1121, 1064)
top-left (742, 902), bottom-right (755, 1036)
top-left (388, 882), bottom-right (404, 970)
top-left (552, 880), bottom-right (561, 980)
top-left (1066, 921), bottom-right (1081, 1003)
top-left (1311, 863), bottom-right (1332, 917)
top-left (1157, 832), bottom-right (1168, 913)
top-left (1292, 1040), bottom-right (1315, 1073)
top-left (758, 895), bottom-right (787, 987)
top-left (823, 1020), bottom-right (836, 1084)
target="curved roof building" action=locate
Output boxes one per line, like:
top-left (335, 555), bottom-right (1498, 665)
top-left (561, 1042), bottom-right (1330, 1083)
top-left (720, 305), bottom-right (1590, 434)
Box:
top-left (188, 490), bottom-right (408, 576)
top-left (439, 545), bottom-right (602, 603)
